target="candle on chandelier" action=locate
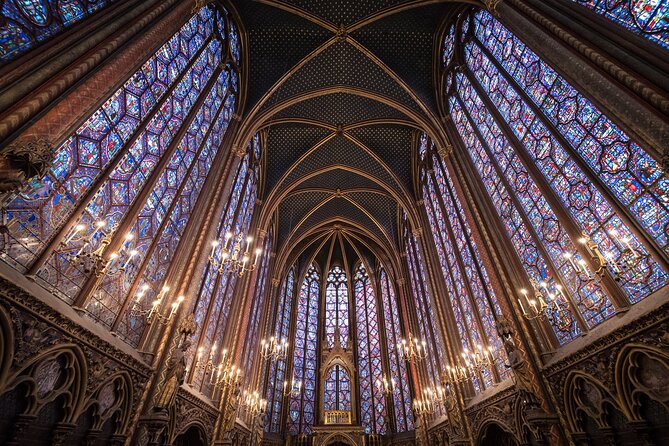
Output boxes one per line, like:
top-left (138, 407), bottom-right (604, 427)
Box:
top-left (518, 289), bottom-right (528, 316)
top-left (244, 236), bottom-right (252, 256)
top-left (64, 224), bottom-right (86, 244)
top-left (89, 221), bottom-right (106, 243)
top-left (122, 250), bottom-right (138, 269)
top-left (563, 252), bottom-right (578, 272)
top-left (108, 252), bottom-right (119, 268)
top-left (210, 240), bottom-right (219, 258)
top-left (621, 236), bottom-right (638, 257)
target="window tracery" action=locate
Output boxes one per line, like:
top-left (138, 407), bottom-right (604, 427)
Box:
top-left (265, 267), bottom-right (296, 433)
top-left (420, 134), bottom-right (509, 392)
top-left (1, 5), bottom-right (241, 349)
top-left (186, 135), bottom-right (260, 393)
top-left (289, 264), bottom-right (320, 435)
top-left (443, 9), bottom-right (669, 345)
top-left (325, 265), bottom-right (349, 348)
top-left (354, 263), bottom-right (386, 434)
top-left (379, 268), bottom-right (413, 432)
top-left (1, 0), bottom-right (123, 61)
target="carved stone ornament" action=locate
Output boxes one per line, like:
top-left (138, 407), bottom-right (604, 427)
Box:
top-left (0, 137), bottom-right (53, 194)
top-left (436, 144), bottom-right (453, 160)
top-left (154, 339), bottom-right (192, 413)
top-left (484, 0), bottom-right (503, 15)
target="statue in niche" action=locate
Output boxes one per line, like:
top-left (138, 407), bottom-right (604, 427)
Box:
top-left (154, 314), bottom-right (197, 413)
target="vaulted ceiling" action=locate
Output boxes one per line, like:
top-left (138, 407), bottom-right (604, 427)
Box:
top-left (231, 0), bottom-right (471, 263)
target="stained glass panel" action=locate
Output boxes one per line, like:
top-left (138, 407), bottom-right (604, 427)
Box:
top-left (470, 10), bottom-right (668, 302)
top-left (422, 136), bottom-right (509, 391)
top-left (325, 266), bottom-right (349, 348)
top-left (289, 265), bottom-right (319, 435)
top-left (570, 0), bottom-right (668, 49)
top-left (1, 0), bottom-right (124, 61)
top-left (355, 263), bottom-right (386, 434)
top-left (265, 267), bottom-right (296, 433)
top-left (3, 8), bottom-right (215, 272)
top-left (379, 269), bottom-right (413, 432)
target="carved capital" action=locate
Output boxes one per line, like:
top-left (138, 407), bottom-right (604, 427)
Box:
top-left (271, 278), bottom-right (280, 287)
top-left (0, 137), bottom-right (53, 194)
top-left (232, 145), bottom-right (245, 158)
top-left (396, 278), bottom-right (406, 286)
top-left (412, 227), bottom-right (422, 238)
top-left (484, 0), bottom-right (503, 15)
top-left (437, 143), bottom-right (453, 159)
top-left (191, 0), bottom-right (211, 13)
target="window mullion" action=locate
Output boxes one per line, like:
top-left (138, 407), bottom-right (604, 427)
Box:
top-left (453, 91), bottom-right (590, 334)
top-left (110, 86), bottom-right (233, 331)
top-left (28, 31), bottom-right (217, 275)
top-left (473, 35), bottom-right (669, 272)
top-left (462, 67), bottom-right (629, 311)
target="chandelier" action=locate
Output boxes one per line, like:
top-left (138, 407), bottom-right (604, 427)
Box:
top-left (562, 231), bottom-right (640, 283)
top-left (396, 333), bottom-right (427, 362)
top-left (442, 343), bottom-right (496, 386)
top-left (241, 390), bottom-right (267, 417)
top-left (129, 285), bottom-right (184, 325)
top-left (209, 231), bottom-right (262, 277)
top-left (260, 336), bottom-right (289, 362)
top-left (194, 345), bottom-right (243, 389)
top-left (375, 374), bottom-right (395, 396)
top-left (517, 280), bottom-right (575, 328)
top-left (63, 221), bottom-right (139, 279)
top-left (283, 378), bottom-right (303, 397)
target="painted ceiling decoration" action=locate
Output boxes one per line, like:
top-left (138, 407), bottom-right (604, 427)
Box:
top-left (232, 0), bottom-right (462, 257)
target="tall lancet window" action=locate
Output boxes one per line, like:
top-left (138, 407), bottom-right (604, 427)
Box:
top-left (569, 0), bottom-right (668, 49)
top-left (1, 5), bottom-right (241, 346)
top-left (354, 263), bottom-right (386, 434)
top-left (403, 215), bottom-right (445, 393)
top-left (443, 9), bottom-right (669, 345)
top-left (289, 264), bottom-right (320, 434)
top-left (186, 135), bottom-right (260, 393)
top-left (323, 365), bottom-right (352, 412)
top-left (421, 133), bottom-right (508, 392)
top-left (1, 0), bottom-right (124, 61)
top-left (265, 267), bottom-right (296, 433)
top-left (242, 228), bottom-right (273, 379)
top-left (325, 265), bottom-right (349, 348)
top-left (379, 268), bottom-right (413, 432)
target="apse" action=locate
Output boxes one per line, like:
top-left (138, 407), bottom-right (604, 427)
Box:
top-left (0, 1), bottom-right (668, 446)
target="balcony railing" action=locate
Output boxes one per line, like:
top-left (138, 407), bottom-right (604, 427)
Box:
top-left (324, 410), bottom-right (351, 425)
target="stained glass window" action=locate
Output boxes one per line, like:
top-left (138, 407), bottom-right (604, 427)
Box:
top-left (442, 10), bottom-right (669, 345)
top-left (242, 229), bottom-right (273, 380)
top-left (379, 268), bottom-right (413, 432)
top-left (1, 6), bottom-right (243, 350)
top-left (185, 136), bottom-right (260, 393)
top-left (323, 365), bottom-right (352, 412)
top-left (403, 218), bottom-right (445, 392)
top-left (3, 8), bottom-right (217, 274)
top-left (421, 133), bottom-right (509, 393)
top-left (570, 0), bottom-right (669, 49)
top-left (265, 267), bottom-right (296, 434)
top-left (289, 264), bottom-right (320, 435)
top-left (1, 0), bottom-right (123, 61)
top-left (325, 265), bottom-right (349, 348)
top-left (354, 263), bottom-right (386, 434)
